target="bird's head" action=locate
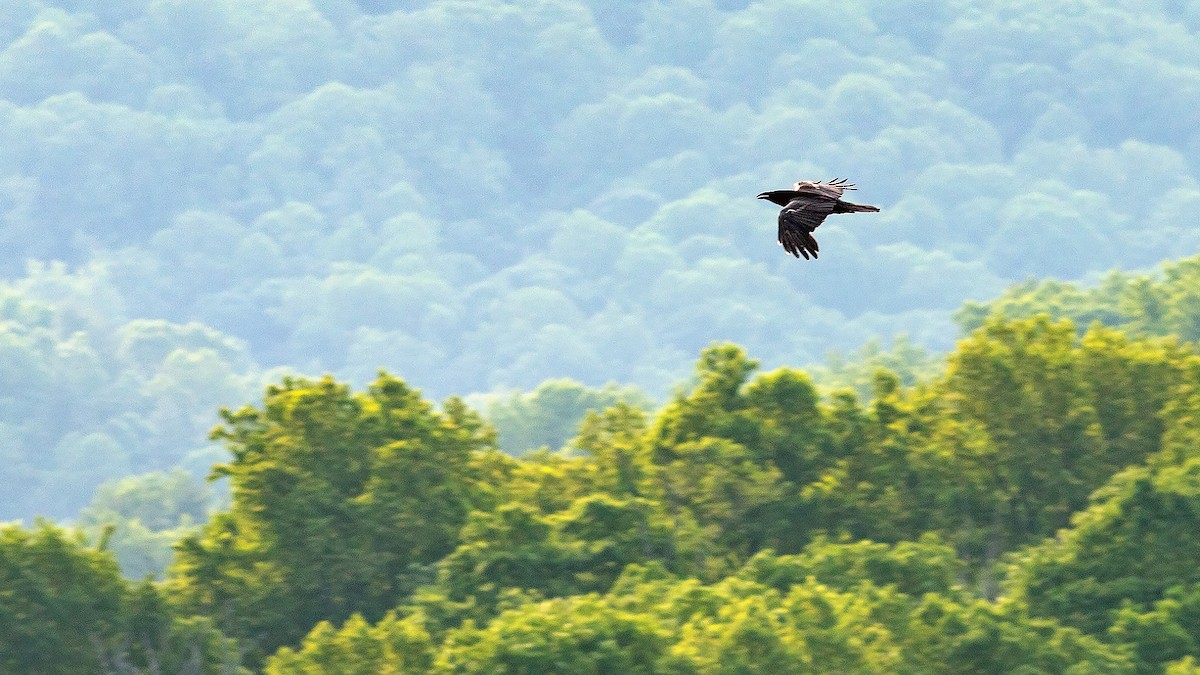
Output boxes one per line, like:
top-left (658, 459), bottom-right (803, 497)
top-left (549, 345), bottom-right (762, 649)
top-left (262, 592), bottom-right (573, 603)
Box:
top-left (757, 190), bottom-right (796, 207)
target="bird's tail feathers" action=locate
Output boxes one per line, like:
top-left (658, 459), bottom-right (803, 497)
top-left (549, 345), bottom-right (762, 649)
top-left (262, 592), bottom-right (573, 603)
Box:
top-left (835, 201), bottom-right (880, 213)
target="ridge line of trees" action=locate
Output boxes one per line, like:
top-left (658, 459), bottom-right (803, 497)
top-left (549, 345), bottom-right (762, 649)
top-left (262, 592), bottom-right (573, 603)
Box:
top-left (11, 305), bottom-right (1200, 671)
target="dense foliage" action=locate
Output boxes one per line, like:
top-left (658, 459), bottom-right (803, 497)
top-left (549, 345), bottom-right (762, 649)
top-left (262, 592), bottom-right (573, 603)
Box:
top-left (957, 257), bottom-right (1200, 342)
top-left (11, 309), bottom-right (1200, 672)
top-left (5, 0), bottom-right (1200, 519)
top-left (0, 521), bottom-right (238, 673)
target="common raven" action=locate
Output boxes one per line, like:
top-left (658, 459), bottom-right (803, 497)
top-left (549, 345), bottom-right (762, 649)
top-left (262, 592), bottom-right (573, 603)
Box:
top-left (757, 178), bottom-right (879, 260)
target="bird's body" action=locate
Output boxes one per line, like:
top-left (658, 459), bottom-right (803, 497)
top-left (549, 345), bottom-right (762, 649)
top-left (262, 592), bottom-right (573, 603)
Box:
top-left (757, 178), bottom-right (879, 259)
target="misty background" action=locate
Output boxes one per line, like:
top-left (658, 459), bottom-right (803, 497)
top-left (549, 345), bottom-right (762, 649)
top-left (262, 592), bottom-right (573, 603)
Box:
top-left (4, 0), bottom-right (1200, 521)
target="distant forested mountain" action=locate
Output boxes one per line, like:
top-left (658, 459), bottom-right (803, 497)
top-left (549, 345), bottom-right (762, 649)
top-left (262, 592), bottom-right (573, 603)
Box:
top-left (3, 0), bottom-right (1200, 518)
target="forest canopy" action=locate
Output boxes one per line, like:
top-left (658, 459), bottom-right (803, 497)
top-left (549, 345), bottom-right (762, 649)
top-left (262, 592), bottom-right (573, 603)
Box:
top-left (4, 0), bottom-right (1200, 519)
top-left (9, 313), bottom-right (1200, 672)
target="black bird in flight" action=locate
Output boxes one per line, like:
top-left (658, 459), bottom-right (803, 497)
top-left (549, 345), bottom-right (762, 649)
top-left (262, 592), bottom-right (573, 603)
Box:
top-left (757, 178), bottom-right (879, 260)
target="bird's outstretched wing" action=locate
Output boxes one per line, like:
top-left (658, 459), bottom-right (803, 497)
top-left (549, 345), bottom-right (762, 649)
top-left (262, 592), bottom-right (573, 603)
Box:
top-left (778, 197), bottom-right (834, 259)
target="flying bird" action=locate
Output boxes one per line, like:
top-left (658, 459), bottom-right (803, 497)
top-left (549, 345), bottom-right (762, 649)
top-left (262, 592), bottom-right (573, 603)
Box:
top-left (757, 178), bottom-right (879, 260)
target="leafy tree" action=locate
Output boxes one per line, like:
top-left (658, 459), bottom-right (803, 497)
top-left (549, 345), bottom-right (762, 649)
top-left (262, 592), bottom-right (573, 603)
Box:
top-left (739, 535), bottom-right (963, 599)
top-left (113, 580), bottom-right (243, 675)
top-left (267, 612), bottom-right (433, 675)
top-left (1109, 591), bottom-right (1200, 675)
top-left (0, 521), bottom-right (237, 673)
top-left (943, 315), bottom-right (1104, 543)
top-left (0, 521), bottom-right (126, 673)
top-left (1008, 458), bottom-right (1200, 637)
top-left (572, 401), bottom-right (652, 499)
top-left (797, 316), bottom-right (1194, 582)
top-left (800, 372), bottom-right (931, 547)
top-left (646, 436), bottom-right (783, 575)
top-left (170, 373), bottom-right (501, 663)
top-left (434, 594), bottom-right (668, 675)
top-left (900, 594), bottom-right (1132, 675)
top-left (422, 493), bottom-right (676, 631)
top-left (649, 342), bottom-right (761, 455)
top-left (956, 257), bottom-right (1200, 345)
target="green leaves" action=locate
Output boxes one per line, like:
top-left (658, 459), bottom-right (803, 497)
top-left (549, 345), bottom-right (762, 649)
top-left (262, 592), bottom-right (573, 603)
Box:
top-left (1009, 459), bottom-right (1200, 636)
top-left (24, 316), bottom-right (1200, 672)
top-left (0, 522), bottom-right (124, 673)
top-left (268, 542), bottom-right (1131, 674)
top-left (0, 521), bottom-right (237, 673)
top-left (435, 595), bottom-right (668, 675)
top-left (174, 372), bottom-right (504, 663)
top-left (268, 612), bottom-right (433, 675)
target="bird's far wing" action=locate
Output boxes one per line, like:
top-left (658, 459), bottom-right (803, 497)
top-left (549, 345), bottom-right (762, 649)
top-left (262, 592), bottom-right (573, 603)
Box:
top-left (793, 178), bottom-right (856, 200)
top-left (778, 198), bottom-right (834, 259)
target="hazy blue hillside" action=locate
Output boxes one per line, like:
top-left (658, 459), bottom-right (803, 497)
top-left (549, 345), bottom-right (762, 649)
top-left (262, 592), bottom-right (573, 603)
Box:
top-left (3, 0), bottom-right (1200, 518)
